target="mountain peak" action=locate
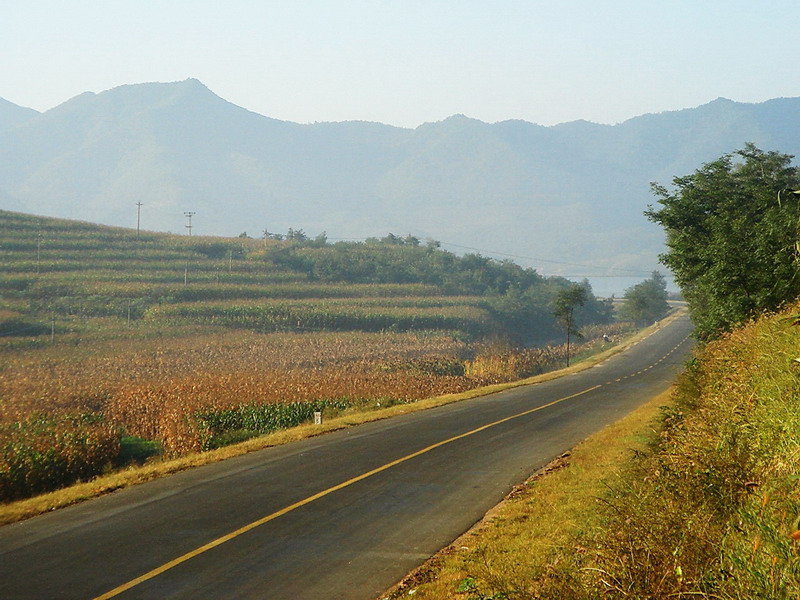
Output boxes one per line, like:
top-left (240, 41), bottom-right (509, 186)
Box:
top-left (703, 96), bottom-right (736, 107)
top-left (103, 78), bottom-right (218, 100)
top-left (415, 113), bottom-right (487, 132)
top-left (442, 113), bottom-right (484, 125)
top-left (180, 77), bottom-right (206, 87)
top-left (43, 79), bottom-right (228, 119)
top-left (169, 78), bottom-right (218, 96)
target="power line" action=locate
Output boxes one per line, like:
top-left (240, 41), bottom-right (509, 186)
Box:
top-left (559, 274), bottom-right (655, 279)
top-left (435, 241), bottom-right (654, 275)
top-left (327, 235), bottom-right (655, 276)
top-left (136, 202), bottom-right (143, 240)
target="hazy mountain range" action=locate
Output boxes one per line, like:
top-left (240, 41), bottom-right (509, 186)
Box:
top-left (2, 79), bottom-right (799, 278)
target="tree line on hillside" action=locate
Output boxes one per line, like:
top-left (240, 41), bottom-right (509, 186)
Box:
top-left (252, 233), bottom-right (615, 344)
top-left (213, 230), bottom-right (619, 343)
top-left (258, 233), bottom-right (539, 292)
top-left (647, 143), bottom-right (800, 339)
top-left (181, 229), bottom-right (673, 344)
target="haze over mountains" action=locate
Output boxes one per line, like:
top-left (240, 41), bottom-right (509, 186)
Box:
top-left (2, 79), bottom-right (799, 278)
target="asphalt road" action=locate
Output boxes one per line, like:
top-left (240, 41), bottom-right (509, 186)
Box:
top-left (0, 314), bottom-right (693, 600)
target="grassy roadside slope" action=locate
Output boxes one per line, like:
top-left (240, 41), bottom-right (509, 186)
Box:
top-left (387, 301), bottom-right (800, 599)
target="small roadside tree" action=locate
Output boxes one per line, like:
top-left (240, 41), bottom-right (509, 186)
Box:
top-left (554, 284), bottom-right (587, 366)
top-left (618, 271), bottom-right (669, 326)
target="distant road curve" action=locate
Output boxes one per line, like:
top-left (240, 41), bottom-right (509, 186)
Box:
top-left (0, 314), bottom-right (693, 600)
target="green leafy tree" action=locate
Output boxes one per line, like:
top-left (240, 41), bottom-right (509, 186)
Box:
top-left (553, 283), bottom-right (587, 366)
top-left (646, 144), bottom-right (800, 339)
top-left (485, 286), bottom-right (552, 346)
top-left (573, 278), bottom-right (614, 327)
top-left (618, 271), bottom-right (669, 326)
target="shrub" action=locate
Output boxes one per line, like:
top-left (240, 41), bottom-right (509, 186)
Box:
top-left (196, 399), bottom-right (351, 450)
top-left (0, 413), bottom-right (120, 501)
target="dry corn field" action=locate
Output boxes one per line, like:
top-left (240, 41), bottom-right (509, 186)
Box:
top-left (0, 327), bottom-right (622, 500)
top-left (0, 330), bottom-right (608, 454)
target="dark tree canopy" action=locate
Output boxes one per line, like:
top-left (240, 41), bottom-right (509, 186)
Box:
top-left (646, 144), bottom-right (800, 339)
top-left (618, 271), bottom-right (669, 326)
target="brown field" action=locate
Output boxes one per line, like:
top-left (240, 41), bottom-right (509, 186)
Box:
top-left (1, 328), bottom-right (628, 456)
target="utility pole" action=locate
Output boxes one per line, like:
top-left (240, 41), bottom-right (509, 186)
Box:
top-left (36, 224), bottom-right (42, 274)
top-left (565, 313), bottom-right (573, 367)
top-left (184, 211), bottom-right (196, 236)
top-left (136, 202), bottom-right (143, 240)
top-left (553, 284), bottom-right (587, 368)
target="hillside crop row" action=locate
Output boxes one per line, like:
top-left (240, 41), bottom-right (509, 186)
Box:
top-left (145, 298), bottom-right (491, 334)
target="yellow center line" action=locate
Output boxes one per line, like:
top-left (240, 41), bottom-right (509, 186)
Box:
top-left (93, 383), bottom-right (602, 600)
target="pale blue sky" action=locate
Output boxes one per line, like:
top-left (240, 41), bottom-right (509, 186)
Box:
top-left (3, 1), bottom-right (800, 127)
